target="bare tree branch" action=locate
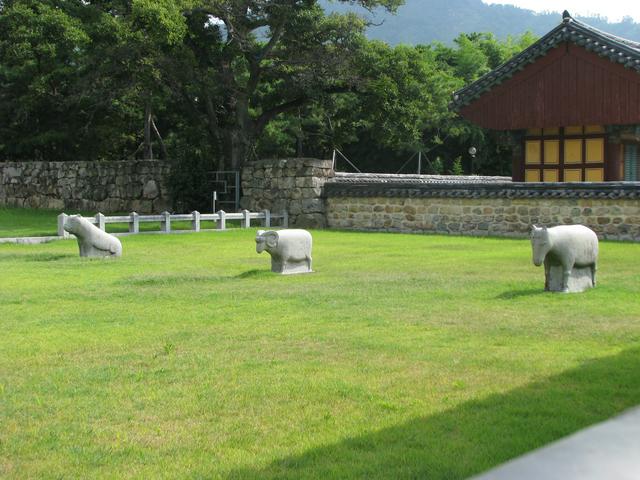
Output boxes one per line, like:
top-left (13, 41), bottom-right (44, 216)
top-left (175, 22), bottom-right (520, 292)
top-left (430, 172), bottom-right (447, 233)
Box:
top-left (151, 117), bottom-right (168, 159)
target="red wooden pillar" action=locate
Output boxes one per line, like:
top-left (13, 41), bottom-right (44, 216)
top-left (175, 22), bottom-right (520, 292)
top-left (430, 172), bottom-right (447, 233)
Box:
top-left (605, 141), bottom-right (623, 181)
top-left (511, 142), bottom-right (525, 182)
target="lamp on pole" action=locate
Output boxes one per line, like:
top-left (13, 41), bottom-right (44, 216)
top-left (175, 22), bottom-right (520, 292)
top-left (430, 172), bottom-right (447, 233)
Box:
top-left (468, 146), bottom-right (477, 173)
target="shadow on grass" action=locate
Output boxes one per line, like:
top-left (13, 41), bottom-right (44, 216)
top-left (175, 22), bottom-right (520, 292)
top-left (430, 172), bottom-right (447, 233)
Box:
top-left (495, 288), bottom-right (546, 300)
top-left (0, 252), bottom-right (74, 262)
top-left (122, 274), bottom-right (229, 287)
top-left (228, 349), bottom-right (640, 480)
top-left (121, 269), bottom-right (272, 286)
top-left (236, 269), bottom-right (272, 279)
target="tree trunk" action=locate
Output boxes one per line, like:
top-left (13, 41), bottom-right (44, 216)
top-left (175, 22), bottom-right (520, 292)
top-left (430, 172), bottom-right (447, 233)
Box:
top-left (224, 127), bottom-right (252, 171)
top-left (204, 92), bottom-right (225, 170)
top-left (225, 95), bottom-right (253, 171)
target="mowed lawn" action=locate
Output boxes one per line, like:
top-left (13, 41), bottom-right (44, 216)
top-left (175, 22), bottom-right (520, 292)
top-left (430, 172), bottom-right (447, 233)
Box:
top-left (1, 223), bottom-right (640, 478)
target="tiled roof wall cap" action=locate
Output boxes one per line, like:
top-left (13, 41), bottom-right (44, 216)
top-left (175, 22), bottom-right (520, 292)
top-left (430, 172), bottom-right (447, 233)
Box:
top-left (452, 12), bottom-right (640, 108)
top-left (325, 181), bottom-right (640, 199)
top-left (330, 172), bottom-right (511, 184)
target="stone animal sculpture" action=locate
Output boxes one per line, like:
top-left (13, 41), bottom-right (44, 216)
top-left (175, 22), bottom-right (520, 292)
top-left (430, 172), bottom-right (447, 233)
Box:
top-left (64, 214), bottom-right (122, 258)
top-left (255, 229), bottom-right (312, 274)
top-left (530, 224), bottom-right (598, 293)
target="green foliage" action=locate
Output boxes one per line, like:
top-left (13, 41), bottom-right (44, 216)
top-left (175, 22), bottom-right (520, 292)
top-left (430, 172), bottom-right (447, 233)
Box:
top-left (0, 1), bottom-right (89, 159)
top-left (433, 31), bottom-right (536, 84)
top-left (451, 156), bottom-right (463, 175)
top-left (130, 0), bottom-right (187, 46)
top-left (0, 0), bottom-right (186, 161)
top-left (430, 156), bottom-right (444, 174)
top-left (354, 42), bottom-right (460, 151)
top-left (258, 30), bottom-right (535, 174)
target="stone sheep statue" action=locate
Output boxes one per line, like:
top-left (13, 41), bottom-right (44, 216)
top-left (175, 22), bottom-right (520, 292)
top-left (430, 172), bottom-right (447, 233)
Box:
top-left (64, 214), bottom-right (122, 258)
top-left (255, 229), bottom-right (312, 274)
top-left (530, 225), bottom-right (598, 293)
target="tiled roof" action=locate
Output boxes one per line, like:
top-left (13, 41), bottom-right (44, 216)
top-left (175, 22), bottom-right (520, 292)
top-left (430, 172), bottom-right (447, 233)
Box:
top-left (451, 11), bottom-right (640, 109)
top-left (329, 172), bottom-right (510, 184)
top-left (325, 180), bottom-right (640, 200)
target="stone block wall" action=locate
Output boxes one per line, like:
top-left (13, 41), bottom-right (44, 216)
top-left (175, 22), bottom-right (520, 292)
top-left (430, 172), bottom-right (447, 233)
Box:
top-left (0, 160), bottom-right (171, 213)
top-left (325, 182), bottom-right (640, 241)
top-left (241, 158), bottom-right (334, 228)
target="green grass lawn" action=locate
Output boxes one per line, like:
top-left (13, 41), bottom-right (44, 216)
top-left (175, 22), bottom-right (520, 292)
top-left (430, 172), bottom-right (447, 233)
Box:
top-left (1, 218), bottom-right (640, 478)
top-left (0, 207), bottom-right (66, 237)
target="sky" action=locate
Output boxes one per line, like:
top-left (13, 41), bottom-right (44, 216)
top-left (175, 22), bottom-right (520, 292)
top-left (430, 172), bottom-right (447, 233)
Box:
top-left (482, 1), bottom-right (640, 22)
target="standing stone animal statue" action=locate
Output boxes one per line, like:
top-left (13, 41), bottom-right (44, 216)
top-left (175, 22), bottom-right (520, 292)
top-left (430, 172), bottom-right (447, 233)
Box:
top-left (530, 225), bottom-right (598, 293)
top-left (255, 229), bottom-right (312, 274)
top-left (64, 214), bottom-right (122, 258)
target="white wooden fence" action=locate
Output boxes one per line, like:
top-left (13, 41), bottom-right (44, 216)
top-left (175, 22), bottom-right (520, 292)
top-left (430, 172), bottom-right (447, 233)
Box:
top-left (57, 210), bottom-right (287, 237)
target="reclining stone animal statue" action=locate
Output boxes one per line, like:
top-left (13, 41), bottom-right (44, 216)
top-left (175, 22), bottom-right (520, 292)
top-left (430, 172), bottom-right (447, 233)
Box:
top-left (255, 229), bottom-right (312, 274)
top-left (530, 224), bottom-right (598, 293)
top-left (64, 214), bottom-right (122, 258)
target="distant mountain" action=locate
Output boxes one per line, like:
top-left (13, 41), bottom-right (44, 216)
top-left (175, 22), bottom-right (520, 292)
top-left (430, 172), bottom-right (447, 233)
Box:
top-left (322, 0), bottom-right (640, 44)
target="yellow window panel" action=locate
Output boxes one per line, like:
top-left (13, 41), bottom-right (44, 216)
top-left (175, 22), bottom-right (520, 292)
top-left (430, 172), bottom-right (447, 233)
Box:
top-left (543, 169), bottom-right (559, 182)
top-left (525, 169), bottom-right (541, 182)
top-left (525, 140), bottom-right (541, 164)
top-left (564, 169), bottom-right (582, 182)
top-left (586, 138), bottom-right (604, 163)
top-left (585, 125), bottom-right (605, 134)
top-left (585, 168), bottom-right (604, 182)
top-left (526, 128), bottom-right (542, 136)
top-left (543, 127), bottom-right (559, 136)
top-left (564, 139), bottom-right (582, 163)
top-left (544, 140), bottom-right (560, 164)
top-left (565, 126), bottom-right (583, 135)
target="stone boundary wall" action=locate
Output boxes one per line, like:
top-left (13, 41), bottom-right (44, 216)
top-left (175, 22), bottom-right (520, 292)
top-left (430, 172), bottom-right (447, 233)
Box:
top-left (240, 162), bottom-right (511, 228)
top-left (240, 158), bottom-right (640, 240)
top-left (325, 181), bottom-right (640, 241)
top-left (241, 158), bottom-right (334, 228)
top-left (0, 160), bottom-right (171, 213)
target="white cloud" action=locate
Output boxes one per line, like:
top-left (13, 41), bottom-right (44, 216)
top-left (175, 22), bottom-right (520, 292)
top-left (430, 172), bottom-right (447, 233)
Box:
top-left (482, 0), bottom-right (640, 22)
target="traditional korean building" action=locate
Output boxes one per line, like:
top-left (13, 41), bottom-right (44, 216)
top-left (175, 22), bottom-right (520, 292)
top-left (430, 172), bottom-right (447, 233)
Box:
top-left (451, 11), bottom-right (640, 182)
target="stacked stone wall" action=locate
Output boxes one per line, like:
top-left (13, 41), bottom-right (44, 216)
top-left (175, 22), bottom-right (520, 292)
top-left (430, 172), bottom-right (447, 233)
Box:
top-left (241, 158), bottom-right (333, 228)
top-left (325, 181), bottom-right (640, 241)
top-left (0, 160), bottom-right (171, 213)
top-left (326, 196), bottom-right (640, 240)
top-left (237, 157), bottom-right (640, 241)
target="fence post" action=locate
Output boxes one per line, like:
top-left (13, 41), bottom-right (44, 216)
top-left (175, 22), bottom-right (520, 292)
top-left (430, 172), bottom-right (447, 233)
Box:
top-left (241, 209), bottom-right (251, 228)
top-left (161, 211), bottom-right (171, 233)
top-left (263, 209), bottom-right (271, 228)
top-left (57, 213), bottom-right (68, 238)
top-left (217, 210), bottom-right (226, 230)
top-left (192, 210), bottom-right (201, 232)
top-left (96, 213), bottom-right (106, 231)
top-left (282, 211), bottom-right (289, 228)
top-left (129, 212), bottom-right (139, 233)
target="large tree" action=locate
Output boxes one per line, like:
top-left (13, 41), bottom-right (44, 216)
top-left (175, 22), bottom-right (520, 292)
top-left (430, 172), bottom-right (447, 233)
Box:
top-left (164, 0), bottom-right (403, 170)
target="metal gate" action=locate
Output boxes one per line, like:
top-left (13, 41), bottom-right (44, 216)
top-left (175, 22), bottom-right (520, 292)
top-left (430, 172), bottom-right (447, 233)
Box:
top-left (206, 171), bottom-right (240, 212)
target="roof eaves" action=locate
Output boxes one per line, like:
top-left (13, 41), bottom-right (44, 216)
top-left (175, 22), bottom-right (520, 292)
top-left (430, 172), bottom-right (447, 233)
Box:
top-left (451, 14), bottom-right (640, 111)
